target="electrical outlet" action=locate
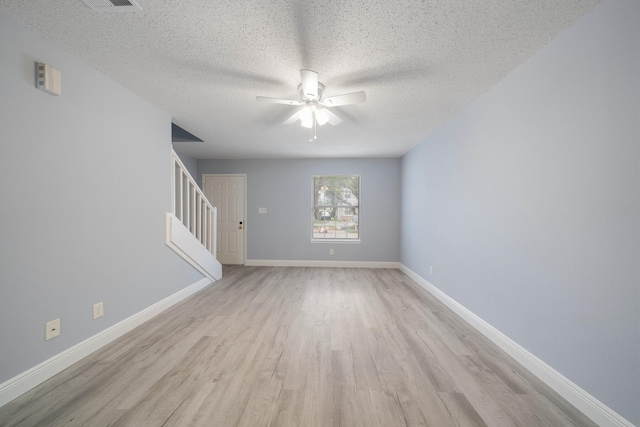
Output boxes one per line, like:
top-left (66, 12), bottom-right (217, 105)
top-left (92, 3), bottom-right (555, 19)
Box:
top-left (330, 248), bottom-right (334, 255)
top-left (45, 318), bottom-right (60, 340)
top-left (430, 265), bottom-right (434, 276)
top-left (93, 302), bottom-right (104, 319)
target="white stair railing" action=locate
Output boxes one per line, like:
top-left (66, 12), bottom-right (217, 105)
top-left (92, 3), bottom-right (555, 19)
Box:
top-left (166, 150), bottom-right (221, 281)
top-left (171, 151), bottom-right (217, 257)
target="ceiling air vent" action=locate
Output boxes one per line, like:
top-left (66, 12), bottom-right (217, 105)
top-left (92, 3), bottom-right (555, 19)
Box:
top-left (81, 0), bottom-right (141, 11)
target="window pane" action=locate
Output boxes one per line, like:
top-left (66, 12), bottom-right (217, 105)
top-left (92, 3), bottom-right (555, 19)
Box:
top-left (314, 177), bottom-right (335, 206)
top-left (312, 175), bottom-right (360, 240)
top-left (313, 216), bottom-right (337, 239)
top-left (338, 176), bottom-right (359, 207)
top-left (314, 207), bottom-right (334, 221)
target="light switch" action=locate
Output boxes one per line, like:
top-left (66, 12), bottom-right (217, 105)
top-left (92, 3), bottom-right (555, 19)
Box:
top-left (258, 208), bottom-right (267, 214)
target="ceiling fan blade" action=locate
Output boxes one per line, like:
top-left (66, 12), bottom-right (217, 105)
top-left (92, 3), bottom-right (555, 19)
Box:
top-left (321, 91), bottom-right (366, 107)
top-left (324, 109), bottom-right (343, 126)
top-left (256, 96), bottom-right (302, 106)
top-left (283, 109), bottom-right (303, 125)
top-left (300, 69), bottom-right (318, 99)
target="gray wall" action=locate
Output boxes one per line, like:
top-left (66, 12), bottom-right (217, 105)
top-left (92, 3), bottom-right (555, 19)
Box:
top-left (198, 158), bottom-right (401, 262)
top-left (0, 13), bottom-right (203, 383)
top-left (401, 0), bottom-right (639, 423)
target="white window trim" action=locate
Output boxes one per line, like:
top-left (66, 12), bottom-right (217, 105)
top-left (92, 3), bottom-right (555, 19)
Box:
top-left (310, 238), bottom-right (361, 244)
top-left (310, 174), bottom-right (361, 243)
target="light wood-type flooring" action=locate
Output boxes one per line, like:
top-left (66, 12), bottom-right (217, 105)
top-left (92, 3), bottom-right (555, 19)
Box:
top-left (0, 266), bottom-right (595, 426)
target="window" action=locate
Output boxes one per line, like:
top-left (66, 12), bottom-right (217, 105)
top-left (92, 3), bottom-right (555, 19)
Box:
top-left (312, 175), bottom-right (360, 240)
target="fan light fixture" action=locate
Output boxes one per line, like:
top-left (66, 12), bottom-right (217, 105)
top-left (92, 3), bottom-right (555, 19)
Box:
top-left (315, 109), bottom-right (329, 126)
top-left (300, 106), bottom-right (313, 129)
top-left (299, 103), bottom-right (330, 131)
top-left (257, 69), bottom-right (366, 141)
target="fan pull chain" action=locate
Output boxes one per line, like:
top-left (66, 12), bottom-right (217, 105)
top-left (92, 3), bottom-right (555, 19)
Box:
top-left (309, 113), bottom-right (318, 141)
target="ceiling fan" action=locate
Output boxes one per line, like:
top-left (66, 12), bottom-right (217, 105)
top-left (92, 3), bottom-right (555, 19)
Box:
top-left (257, 69), bottom-right (366, 140)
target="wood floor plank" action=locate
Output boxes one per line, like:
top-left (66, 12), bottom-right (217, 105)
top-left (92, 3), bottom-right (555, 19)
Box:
top-left (0, 266), bottom-right (596, 427)
top-left (438, 392), bottom-right (488, 427)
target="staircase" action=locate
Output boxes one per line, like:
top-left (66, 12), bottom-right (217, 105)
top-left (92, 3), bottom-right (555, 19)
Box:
top-left (165, 150), bottom-right (222, 281)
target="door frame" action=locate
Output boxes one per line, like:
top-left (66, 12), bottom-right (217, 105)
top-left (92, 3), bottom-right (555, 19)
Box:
top-left (202, 173), bottom-right (247, 265)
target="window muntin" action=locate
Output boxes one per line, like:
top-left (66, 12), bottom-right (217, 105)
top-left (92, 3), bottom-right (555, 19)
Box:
top-left (312, 175), bottom-right (360, 240)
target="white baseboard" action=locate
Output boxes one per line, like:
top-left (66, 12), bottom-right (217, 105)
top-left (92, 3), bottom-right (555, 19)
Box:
top-left (0, 277), bottom-right (212, 408)
top-left (244, 259), bottom-right (401, 269)
top-left (399, 264), bottom-right (633, 427)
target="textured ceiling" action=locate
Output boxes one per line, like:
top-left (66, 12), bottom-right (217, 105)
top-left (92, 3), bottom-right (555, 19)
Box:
top-left (1, 0), bottom-right (600, 159)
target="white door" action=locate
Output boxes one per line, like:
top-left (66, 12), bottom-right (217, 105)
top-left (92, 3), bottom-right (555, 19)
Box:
top-left (203, 174), bottom-right (245, 265)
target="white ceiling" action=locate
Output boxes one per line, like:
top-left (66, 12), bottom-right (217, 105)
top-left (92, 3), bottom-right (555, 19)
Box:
top-left (1, 0), bottom-right (600, 159)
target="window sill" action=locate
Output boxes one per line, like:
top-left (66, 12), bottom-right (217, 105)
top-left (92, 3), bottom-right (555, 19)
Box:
top-left (310, 239), bottom-right (361, 244)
